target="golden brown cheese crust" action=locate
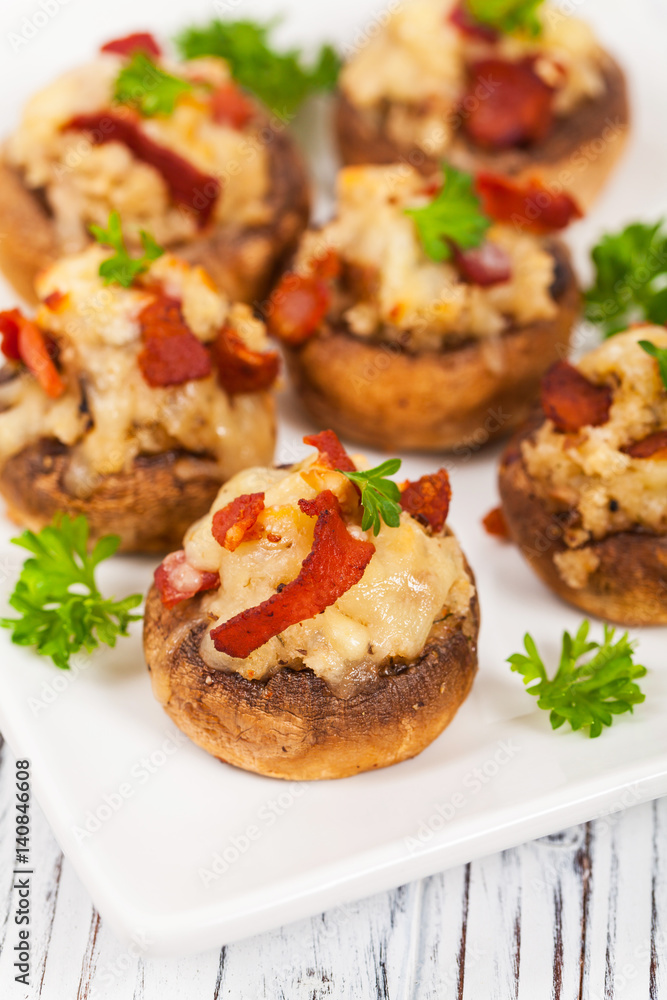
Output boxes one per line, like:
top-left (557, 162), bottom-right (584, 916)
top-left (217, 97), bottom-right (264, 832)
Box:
top-left (0, 123), bottom-right (309, 304)
top-left (499, 414), bottom-right (667, 626)
top-left (143, 572), bottom-right (479, 780)
top-left (335, 57), bottom-right (629, 212)
top-left (283, 241), bottom-right (579, 452)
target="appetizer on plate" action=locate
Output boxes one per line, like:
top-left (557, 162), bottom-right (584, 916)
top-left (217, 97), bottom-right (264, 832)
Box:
top-left (0, 222), bottom-right (278, 552)
top-left (498, 328), bottom-right (667, 625)
top-left (0, 31), bottom-right (309, 303)
top-left (336, 0), bottom-right (629, 211)
top-left (144, 431), bottom-right (479, 779)
top-left (269, 163), bottom-right (580, 452)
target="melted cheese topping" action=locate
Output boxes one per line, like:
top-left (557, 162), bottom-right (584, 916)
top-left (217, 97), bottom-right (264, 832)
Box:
top-left (0, 247), bottom-right (275, 482)
top-left (297, 165), bottom-right (556, 347)
top-left (184, 455), bottom-right (475, 695)
top-left (5, 55), bottom-right (270, 252)
top-left (523, 327), bottom-right (667, 542)
top-left (340, 0), bottom-right (606, 156)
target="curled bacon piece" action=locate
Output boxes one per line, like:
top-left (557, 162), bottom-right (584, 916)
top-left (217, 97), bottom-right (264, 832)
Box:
top-left (541, 361), bottom-right (613, 433)
top-left (65, 112), bottom-right (221, 227)
top-left (400, 470), bottom-right (452, 533)
top-left (214, 325), bottom-right (279, 395)
top-left (138, 295), bottom-right (212, 388)
top-left (0, 309), bottom-right (64, 398)
top-left (42, 290), bottom-right (68, 313)
top-left (212, 493), bottom-right (265, 552)
top-left (449, 2), bottom-right (498, 41)
top-left (453, 242), bottom-right (512, 286)
top-left (462, 58), bottom-right (554, 150)
top-left (210, 489), bottom-right (375, 658)
top-left (268, 273), bottom-right (331, 345)
top-left (101, 32), bottom-right (162, 58)
top-left (622, 431), bottom-right (667, 460)
top-left (476, 173), bottom-right (582, 233)
top-left (303, 430), bottom-right (356, 473)
top-left (482, 506), bottom-right (511, 540)
top-left (210, 83), bottom-right (256, 129)
top-left (155, 550), bottom-right (220, 609)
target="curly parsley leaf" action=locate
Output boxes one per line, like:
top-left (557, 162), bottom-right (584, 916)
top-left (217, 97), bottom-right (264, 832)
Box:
top-left (174, 19), bottom-right (340, 117)
top-left (90, 211), bottom-right (164, 288)
top-left (584, 221), bottom-right (667, 337)
top-left (466, 0), bottom-right (545, 36)
top-left (639, 340), bottom-right (667, 391)
top-left (508, 621), bottom-right (646, 738)
top-left (405, 164), bottom-right (491, 263)
top-left (340, 459), bottom-right (403, 537)
top-left (0, 515), bottom-right (143, 670)
top-left (114, 50), bottom-right (193, 117)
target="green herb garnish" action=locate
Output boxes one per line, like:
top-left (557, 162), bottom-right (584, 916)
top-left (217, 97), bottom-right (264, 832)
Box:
top-left (174, 19), bottom-right (339, 117)
top-left (466, 0), bottom-right (545, 37)
top-left (114, 50), bottom-right (193, 117)
top-left (584, 221), bottom-right (667, 336)
top-left (405, 164), bottom-right (491, 263)
top-left (508, 621), bottom-right (646, 738)
top-left (341, 459), bottom-right (403, 537)
top-left (0, 515), bottom-right (143, 670)
top-left (639, 340), bottom-right (667, 391)
top-left (90, 212), bottom-right (164, 288)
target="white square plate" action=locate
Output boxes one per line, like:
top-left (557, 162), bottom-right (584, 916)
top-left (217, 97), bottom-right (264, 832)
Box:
top-left (0, 0), bottom-right (666, 958)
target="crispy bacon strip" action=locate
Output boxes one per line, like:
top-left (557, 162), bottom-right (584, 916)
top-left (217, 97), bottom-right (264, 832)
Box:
top-left (303, 429), bottom-right (356, 472)
top-left (541, 361), bottom-right (613, 433)
top-left (0, 309), bottom-right (23, 361)
top-left (0, 309), bottom-right (64, 398)
top-left (462, 58), bottom-right (554, 150)
top-left (155, 550), bottom-right (220, 608)
top-left (622, 431), bottom-right (667, 460)
top-left (453, 242), bottom-right (512, 286)
top-left (212, 493), bottom-right (265, 551)
top-left (138, 295), bottom-right (212, 388)
top-left (476, 173), bottom-right (582, 233)
top-left (268, 273), bottom-right (331, 345)
top-left (210, 83), bottom-right (256, 129)
top-left (101, 32), bottom-right (162, 58)
top-left (400, 470), bottom-right (452, 533)
top-left (210, 489), bottom-right (375, 658)
top-left (214, 325), bottom-right (279, 395)
top-left (449, 2), bottom-right (498, 41)
top-left (66, 112), bottom-right (221, 227)
top-left (483, 506), bottom-right (511, 540)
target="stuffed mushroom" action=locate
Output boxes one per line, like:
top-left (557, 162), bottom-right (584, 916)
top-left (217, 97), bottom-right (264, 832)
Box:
top-left (0, 31), bottom-right (309, 303)
top-left (498, 327), bottom-right (667, 625)
top-left (144, 430), bottom-right (479, 779)
top-left (336, 0), bottom-right (629, 211)
top-left (268, 163), bottom-right (580, 452)
top-left (0, 236), bottom-right (278, 552)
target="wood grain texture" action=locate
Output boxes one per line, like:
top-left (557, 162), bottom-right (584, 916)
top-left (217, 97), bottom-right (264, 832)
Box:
top-left (1, 732), bottom-right (666, 999)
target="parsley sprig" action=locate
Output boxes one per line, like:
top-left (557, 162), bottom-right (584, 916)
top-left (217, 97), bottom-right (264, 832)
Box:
top-left (508, 621), bottom-right (646, 738)
top-left (406, 165), bottom-right (491, 263)
top-left (175, 19), bottom-right (340, 117)
top-left (90, 212), bottom-right (164, 289)
top-left (639, 340), bottom-right (667, 391)
top-left (466, 0), bottom-right (545, 37)
top-left (0, 515), bottom-right (143, 670)
top-left (340, 459), bottom-right (403, 536)
top-left (584, 221), bottom-right (667, 337)
top-left (114, 51), bottom-right (193, 117)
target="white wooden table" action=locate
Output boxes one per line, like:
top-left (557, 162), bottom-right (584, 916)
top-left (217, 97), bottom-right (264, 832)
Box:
top-left (1, 732), bottom-right (665, 999)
